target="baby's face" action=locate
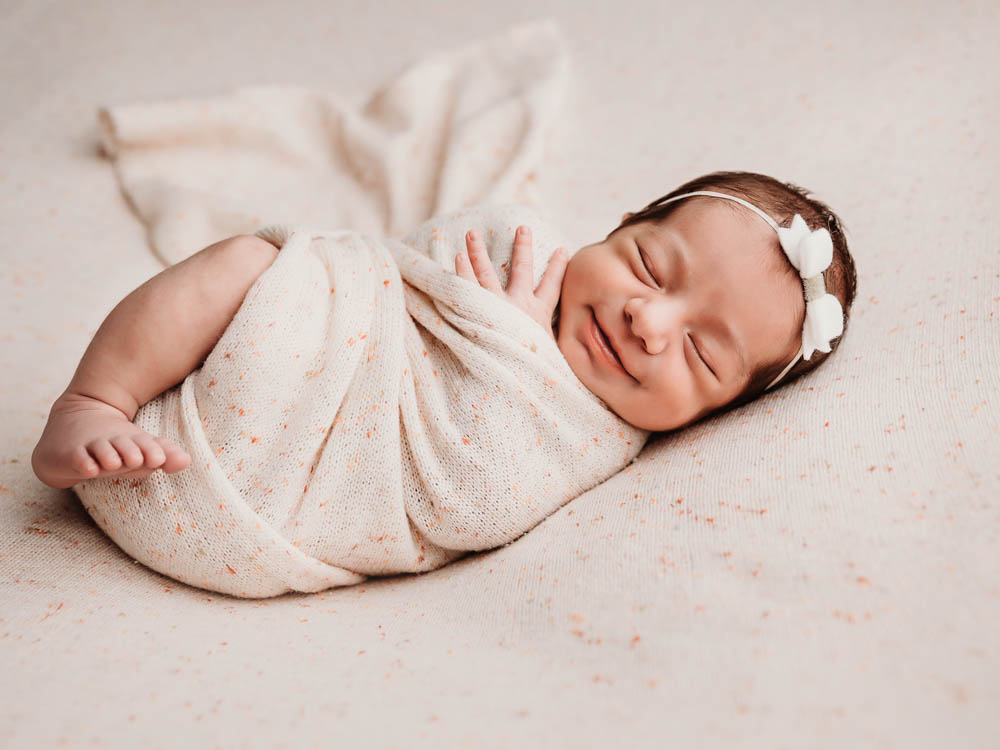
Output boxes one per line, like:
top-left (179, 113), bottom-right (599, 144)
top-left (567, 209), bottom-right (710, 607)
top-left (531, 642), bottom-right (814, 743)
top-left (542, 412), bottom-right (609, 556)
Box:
top-left (554, 199), bottom-right (804, 432)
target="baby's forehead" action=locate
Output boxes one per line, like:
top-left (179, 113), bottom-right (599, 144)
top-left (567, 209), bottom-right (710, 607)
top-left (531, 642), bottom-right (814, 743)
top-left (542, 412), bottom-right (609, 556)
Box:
top-left (629, 205), bottom-right (782, 269)
top-left (665, 198), bottom-right (770, 234)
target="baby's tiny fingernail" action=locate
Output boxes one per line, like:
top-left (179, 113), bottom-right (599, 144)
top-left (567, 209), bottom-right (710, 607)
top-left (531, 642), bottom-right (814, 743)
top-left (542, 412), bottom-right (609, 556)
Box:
top-left (467, 230), bottom-right (477, 241)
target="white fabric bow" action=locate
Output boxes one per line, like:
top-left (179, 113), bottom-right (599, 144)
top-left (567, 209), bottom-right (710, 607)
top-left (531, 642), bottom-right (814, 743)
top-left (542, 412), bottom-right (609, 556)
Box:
top-left (776, 214), bottom-right (844, 360)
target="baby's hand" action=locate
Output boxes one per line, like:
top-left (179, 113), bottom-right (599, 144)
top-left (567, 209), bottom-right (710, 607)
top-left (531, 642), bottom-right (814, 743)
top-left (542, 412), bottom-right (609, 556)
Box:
top-left (455, 226), bottom-right (567, 339)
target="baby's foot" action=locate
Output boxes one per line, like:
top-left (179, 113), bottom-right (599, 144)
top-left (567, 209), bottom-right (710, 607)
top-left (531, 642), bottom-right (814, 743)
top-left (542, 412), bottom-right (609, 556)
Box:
top-left (31, 391), bottom-right (191, 489)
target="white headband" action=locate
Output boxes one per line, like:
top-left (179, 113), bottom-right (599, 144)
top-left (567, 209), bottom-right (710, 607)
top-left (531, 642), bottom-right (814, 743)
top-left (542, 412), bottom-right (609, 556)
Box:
top-left (655, 190), bottom-right (845, 390)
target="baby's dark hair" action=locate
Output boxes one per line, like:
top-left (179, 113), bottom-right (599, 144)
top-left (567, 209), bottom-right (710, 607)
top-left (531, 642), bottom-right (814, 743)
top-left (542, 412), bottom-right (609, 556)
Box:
top-left (615, 170), bottom-right (858, 421)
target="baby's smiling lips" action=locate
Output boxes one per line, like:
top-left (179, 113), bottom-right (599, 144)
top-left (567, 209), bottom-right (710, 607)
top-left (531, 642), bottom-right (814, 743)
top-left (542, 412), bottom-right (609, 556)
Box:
top-left (593, 310), bottom-right (632, 378)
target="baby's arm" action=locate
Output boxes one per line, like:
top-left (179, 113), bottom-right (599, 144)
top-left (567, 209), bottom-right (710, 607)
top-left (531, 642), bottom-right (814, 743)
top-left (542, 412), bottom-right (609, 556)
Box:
top-left (31, 234), bottom-right (278, 488)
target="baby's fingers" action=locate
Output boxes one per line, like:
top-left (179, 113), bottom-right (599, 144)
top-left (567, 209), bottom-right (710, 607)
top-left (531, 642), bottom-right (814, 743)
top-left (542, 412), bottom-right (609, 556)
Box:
top-left (506, 226), bottom-right (534, 292)
top-left (455, 248), bottom-right (477, 282)
top-left (534, 247), bottom-right (568, 303)
top-left (463, 230), bottom-right (503, 293)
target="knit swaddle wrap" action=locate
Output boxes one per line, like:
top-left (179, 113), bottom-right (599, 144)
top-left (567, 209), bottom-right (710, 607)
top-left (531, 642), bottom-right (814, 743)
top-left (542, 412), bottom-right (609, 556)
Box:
top-left (73, 204), bottom-right (650, 598)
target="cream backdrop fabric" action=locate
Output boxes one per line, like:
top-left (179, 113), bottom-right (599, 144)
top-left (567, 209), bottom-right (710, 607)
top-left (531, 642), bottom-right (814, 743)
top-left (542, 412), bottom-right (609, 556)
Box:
top-left (3, 2), bottom-right (998, 748)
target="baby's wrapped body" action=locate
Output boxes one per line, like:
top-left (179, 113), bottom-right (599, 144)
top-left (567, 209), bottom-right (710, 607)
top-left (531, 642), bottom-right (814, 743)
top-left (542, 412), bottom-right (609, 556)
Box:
top-left (73, 204), bottom-right (650, 598)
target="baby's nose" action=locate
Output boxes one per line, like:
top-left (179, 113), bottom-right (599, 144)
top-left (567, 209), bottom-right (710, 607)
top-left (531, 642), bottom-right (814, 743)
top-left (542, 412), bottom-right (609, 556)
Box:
top-left (626, 298), bottom-right (678, 355)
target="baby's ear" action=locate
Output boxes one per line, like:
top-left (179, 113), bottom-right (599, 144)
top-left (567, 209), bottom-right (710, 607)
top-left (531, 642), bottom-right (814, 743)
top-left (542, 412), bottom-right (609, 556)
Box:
top-left (621, 212), bottom-right (635, 223)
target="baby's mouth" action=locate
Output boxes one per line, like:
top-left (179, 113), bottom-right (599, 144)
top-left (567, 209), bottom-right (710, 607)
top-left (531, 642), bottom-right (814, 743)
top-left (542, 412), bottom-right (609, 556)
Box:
top-left (597, 323), bottom-right (622, 365)
top-left (592, 309), bottom-right (627, 373)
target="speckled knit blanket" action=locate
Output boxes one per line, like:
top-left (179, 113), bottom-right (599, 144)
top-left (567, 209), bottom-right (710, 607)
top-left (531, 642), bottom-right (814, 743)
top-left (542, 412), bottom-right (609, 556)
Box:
top-left (73, 204), bottom-right (649, 597)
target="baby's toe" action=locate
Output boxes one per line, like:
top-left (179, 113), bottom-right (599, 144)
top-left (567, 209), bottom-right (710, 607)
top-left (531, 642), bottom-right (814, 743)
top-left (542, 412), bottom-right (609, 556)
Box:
top-left (87, 438), bottom-right (123, 471)
top-left (71, 446), bottom-right (101, 477)
top-left (155, 437), bottom-right (191, 474)
top-left (109, 436), bottom-right (145, 469)
top-left (133, 435), bottom-right (166, 469)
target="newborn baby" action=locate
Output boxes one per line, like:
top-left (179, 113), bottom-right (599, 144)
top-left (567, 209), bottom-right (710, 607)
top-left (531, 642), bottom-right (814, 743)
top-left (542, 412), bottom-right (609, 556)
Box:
top-left (31, 169), bottom-right (857, 597)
